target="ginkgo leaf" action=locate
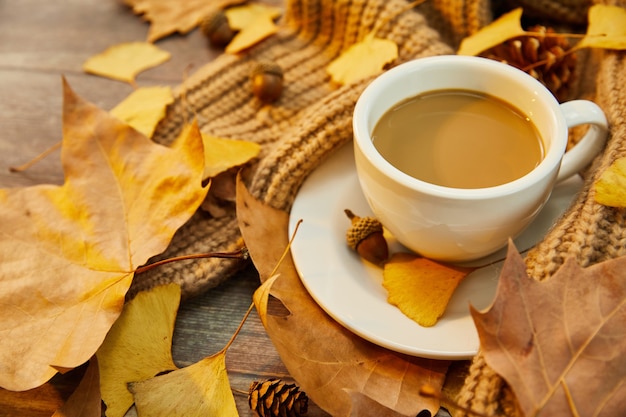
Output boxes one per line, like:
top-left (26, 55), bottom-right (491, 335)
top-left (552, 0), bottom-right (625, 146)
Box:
top-left (471, 244), bottom-right (626, 416)
top-left (0, 79), bottom-right (207, 391)
top-left (128, 351), bottom-right (238, 417)
top-left (97, 283), bottom-right (181, 417)
top-left (593, 156), bottom-right (626, 207)
top-left (577, 4), bottom-right (626, 50)
top-left (83, 42), bottom-right (171, 84)
top-left (327, 31), bottom-right (398, 85)
top-left (201, 132), bottom-right (261, 179)
top-left (457, 8), bottom-right (526, 56)
top-left (224, 3), bottom-right (282, 54)
top-left (383, 253), bottom-right (474, 327)
top-left (52, 359), bottom-right (101, 417)
top-left (109, 86), bottom-right (174, 138)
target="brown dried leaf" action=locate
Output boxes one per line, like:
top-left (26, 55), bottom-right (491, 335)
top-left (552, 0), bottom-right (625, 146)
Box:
top-left (471, 244), bottom-right (626, 416)
top-left (52, 359), bottom-right (101, 417)
top-left (236, 178), bottom-right (450, 417)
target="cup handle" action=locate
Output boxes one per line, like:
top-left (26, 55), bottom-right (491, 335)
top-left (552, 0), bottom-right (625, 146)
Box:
top-left (557, 100), bottom-right (609, 182)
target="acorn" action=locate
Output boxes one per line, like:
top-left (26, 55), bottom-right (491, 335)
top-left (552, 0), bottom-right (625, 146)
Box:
top-left (344, 209), bottom-right (389, 266)
top-left (200, 10), bottom-right (236, 47)
top-left (250, 61), bottom-right (284, 103)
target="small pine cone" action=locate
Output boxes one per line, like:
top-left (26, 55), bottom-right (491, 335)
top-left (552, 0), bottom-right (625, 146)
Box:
top-left (249, 378), bottom-right (308, 417)
top-left (480, 25), bottom-right (577, 102)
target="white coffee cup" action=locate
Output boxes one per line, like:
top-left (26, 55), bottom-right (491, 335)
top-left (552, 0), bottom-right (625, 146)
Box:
top-left (353, 55), bottom-right (608, 262)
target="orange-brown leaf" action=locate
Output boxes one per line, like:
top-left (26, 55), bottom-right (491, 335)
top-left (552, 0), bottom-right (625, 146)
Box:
top-left (0, 80), bottom-right (207, 391)
top-left (471, 244), bottom-right (626, 416)
top-left (52, 359), bottom-right (101, 417)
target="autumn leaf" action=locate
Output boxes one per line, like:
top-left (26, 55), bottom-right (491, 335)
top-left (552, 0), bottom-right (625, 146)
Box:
top-left (128, 351), bottom-right (238, 417)
top-left (236, 178), bottom-right (449, 417)
top-left (592, 156), bottom-right (626, 207)
top-left (577, 5), bottom-right (626, 50)
top-left (201, 132), bottom-right (261, 179)
top-left (327, 31), bottom-right (398, 85)
top-left (383, 253), bottom-right (475, 327)
top-left (82, 42), bottom-right (170, 85)
top-left (0, 79), bottom-right (207, 391)
top-left (110, 86), bottom-right (174, 138)
top-left (97, 283), bottom-right (181, 417)
top-left (224, 3), bottom-right (282, 54)
top-left (52, 359), bottom-right (101, 417)
top-left (471, 244), bottom-right (626, 416)
top-left (253, 274), bottom-right (280, 328)
top-left (457, 8), bottom-right (526, 56)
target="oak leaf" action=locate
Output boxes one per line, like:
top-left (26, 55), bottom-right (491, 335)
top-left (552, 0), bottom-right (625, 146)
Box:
top-left (0, 79), bottom-right (207, 391)
top-left (236, 178), bottom-right (450, 417)
top-left (593, 156), bottom-right (626, 207)
top-left (52, 359), bottom-right (101, 417)
top-left (471, 244), bottom-right (626, 416)
top-left (97, 283), bottom-right (181, 417)
top-left (326, 31), bottom-right (398, 85)
top-left (109, 86), bottom-right (174, 138)
top-left (383, 253), bottom-right (474, 327)
top-left (457, 8), bottom-right (525, 56)
top-left (82, 42), bottom-right (170, 85)
top-left (128, 351), bottom-right (238, 417)
top-left (577, 5), bottom-right (626, 50)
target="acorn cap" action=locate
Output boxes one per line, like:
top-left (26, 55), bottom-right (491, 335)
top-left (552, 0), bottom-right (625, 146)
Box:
top-left (251, 61), bottom-right (284, 79)
top-left (345, 211), bottom-right (384, 250)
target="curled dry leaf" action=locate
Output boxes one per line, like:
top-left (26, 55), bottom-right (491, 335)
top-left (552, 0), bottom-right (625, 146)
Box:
top-left (82, 42), bottom-right (170, 85)
top-left (236, 177), bottom-right (449, 417)
top-left (109, 86), bottom-right (174, 138)
top-left (0, 80), bottom-right (207, 391)
top-left (97, 283), bottom-right (181, 417)
top-left (471, 244), bottom-right (626, 416)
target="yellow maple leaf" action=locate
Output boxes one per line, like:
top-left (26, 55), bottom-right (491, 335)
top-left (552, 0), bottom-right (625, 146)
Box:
top-left (128, 351), bottom-right (238, 417)
top-left (82, 42), bottom-right (171, 85)
top-left (383, 253), bottom-right (474, 327)
top-left (593, 157), bottom-right (626, 207)
top-left (457, 8), bottom-right (526, 56)
top-left (110, 86), bottom-right (174, 138)
top-left (201, 132), bottom-right (261, 179)
top-left (0, 80), bottom-right (207, 391)
top-left (577, 5), bottom-right (626, 50)
top-left (326, 31), bottom-right (398, 85)
top-left (224, 3), bottom-right (282, 54)
top-left (97, 283), bottom-right (181, 417)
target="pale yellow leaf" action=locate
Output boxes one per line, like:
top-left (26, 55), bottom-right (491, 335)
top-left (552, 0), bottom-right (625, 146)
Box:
top-left (327, 32), bottom-right (398, 85)
top-left (110, 86), bottom-right (174, 138)
top-left (383, 253), bottom-right (474, 327)
top-left (97, 284), bottom-right (181, 417)
top-left (457, 8), bottom-right (526, 56)
top-left (225, 16), bottom-right (279, 54)
top-left (129, 351), bottom-right (238, 417)
top-left (577, 5), bottom-right (626, 50)
top-left (224, 3), bottom-right (282, 30)
top-left (593, 156), bottom-right (626, 207)
top-left (83, 42), bottom-right (171, 84)
top-left (201, 132), bottom-right (261, 179)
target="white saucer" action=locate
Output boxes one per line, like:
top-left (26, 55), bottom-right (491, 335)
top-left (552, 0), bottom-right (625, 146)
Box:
top-left (288, 143), bottom-right (582, 359)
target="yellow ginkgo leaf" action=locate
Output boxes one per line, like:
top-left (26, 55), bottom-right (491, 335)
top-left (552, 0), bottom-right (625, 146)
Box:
top-left (327, 31), bottom-right (398, 85)
top-left (83, 42), bottom-right (171, 84)
top-left (96, 283), bottom-right (181, 417)
top-left (225, 3), bottom-right (282, 30)
top-left (383, 253), bottom-right (474, 327)
top-left (110, 86), bottom-right (174, 138)
top-left (129, 351), bottom-right (238, 417)
top-left (201, 132), bottom-right (261, 179)
top-left (593, 156), bottom-right (626, 207)
top-left (457, 8), bottom-right (526, 56)
top-left (224, 4), bottom-right (281, 54)
top-left (577, 5), bottom-right (626, 50)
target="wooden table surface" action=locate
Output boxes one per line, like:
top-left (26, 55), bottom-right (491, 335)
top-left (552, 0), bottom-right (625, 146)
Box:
top-left (0, 1), bottom-right (330, 415)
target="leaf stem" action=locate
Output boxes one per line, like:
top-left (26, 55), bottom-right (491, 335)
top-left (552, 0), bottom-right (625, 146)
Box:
top-left (221, 302), bottom-right (255, 354)
top-left (134, 247), bottom-right (249, 275)
top-left (9, 140), bottom-right (62, 172)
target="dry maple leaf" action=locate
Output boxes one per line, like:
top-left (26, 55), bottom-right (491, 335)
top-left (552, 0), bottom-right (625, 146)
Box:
top-left (383, 253), bottom-right (475, 327)
top-left (82, 42), bottom-right (171, 85)
top-left (0, 79), bottom-right (207, 391)
top-left (109, 86), bottom-right (174, 138)
top-left (97, 283), bottom-right (181, 417)
top-left (52, 359), bottom-right (101, 417)
top-left (236, 178), bottom-right (449, 417)
top-left (471, 244), bottom-right (626, 416)
top-left (128, 351), bottom-right (238, 417)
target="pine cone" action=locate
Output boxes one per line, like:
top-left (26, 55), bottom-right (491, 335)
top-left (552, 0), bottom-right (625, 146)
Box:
top-left (248, 378), bottom-right (309, 417)
top-left (480, 25), bottom-right (577, 102)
